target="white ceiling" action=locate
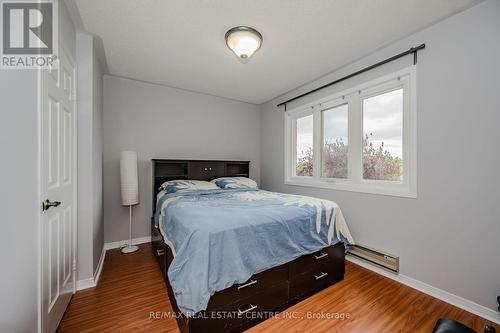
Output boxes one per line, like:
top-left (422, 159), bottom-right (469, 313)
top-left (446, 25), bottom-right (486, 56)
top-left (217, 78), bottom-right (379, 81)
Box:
top-left (75, 0), bottom-right (477, 104)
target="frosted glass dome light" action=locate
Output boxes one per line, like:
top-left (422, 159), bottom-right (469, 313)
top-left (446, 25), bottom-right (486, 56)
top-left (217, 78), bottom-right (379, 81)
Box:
top-left (225, 26), bottom-right (263, 63)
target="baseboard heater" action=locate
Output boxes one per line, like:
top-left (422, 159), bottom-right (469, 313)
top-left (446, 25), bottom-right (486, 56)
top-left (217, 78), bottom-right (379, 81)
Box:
top-left (347, 244), bottom-right (399, 273)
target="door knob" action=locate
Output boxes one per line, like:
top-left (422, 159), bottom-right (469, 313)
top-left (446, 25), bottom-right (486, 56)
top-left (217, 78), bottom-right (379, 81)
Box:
top-left (42, 199), bottom-right (61, 211)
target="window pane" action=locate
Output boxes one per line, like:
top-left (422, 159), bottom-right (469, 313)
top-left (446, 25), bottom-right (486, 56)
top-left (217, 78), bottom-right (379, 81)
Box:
top-left (363, 88), bottom-right (403, 181)
top-left (322, 104), bottom-right (348, 178)
top-left (296, 114), bottom-right (313, 176)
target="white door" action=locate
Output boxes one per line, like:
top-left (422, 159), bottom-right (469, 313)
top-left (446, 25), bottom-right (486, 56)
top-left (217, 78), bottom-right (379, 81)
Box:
top-left (40, 48), bottom-right (77, 333)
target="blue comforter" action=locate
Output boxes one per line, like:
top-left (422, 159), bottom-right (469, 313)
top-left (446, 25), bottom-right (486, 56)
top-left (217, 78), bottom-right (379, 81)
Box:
top-left (155, 188), bottom-right (353, 316)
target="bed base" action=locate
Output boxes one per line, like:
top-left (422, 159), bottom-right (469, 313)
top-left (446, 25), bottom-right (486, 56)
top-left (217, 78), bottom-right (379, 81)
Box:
top-left (152, 218), bottom-right (345, 333)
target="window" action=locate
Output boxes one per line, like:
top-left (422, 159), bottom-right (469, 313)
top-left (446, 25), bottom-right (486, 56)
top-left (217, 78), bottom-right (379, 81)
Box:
top-left (295, 114), bottom-right (314, 176)
top-left (322, 104), bottom-right (348, 179)
top-left (285, 67), bottom-right (416, 197)
top-left (362, 89), bottom-right (403, 181)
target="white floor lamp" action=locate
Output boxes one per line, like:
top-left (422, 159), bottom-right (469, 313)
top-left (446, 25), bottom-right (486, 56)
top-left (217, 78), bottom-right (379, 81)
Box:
top-left (120, 151), bottom-right (140, 254)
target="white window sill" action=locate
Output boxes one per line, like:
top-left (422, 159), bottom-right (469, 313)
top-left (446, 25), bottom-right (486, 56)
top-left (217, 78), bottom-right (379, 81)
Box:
top-left (285, 178), bottom-right (417, 198)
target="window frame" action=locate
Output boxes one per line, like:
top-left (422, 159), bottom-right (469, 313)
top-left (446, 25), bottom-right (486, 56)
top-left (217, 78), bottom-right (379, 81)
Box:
top-left (284, 66), bottom-right (417, 198)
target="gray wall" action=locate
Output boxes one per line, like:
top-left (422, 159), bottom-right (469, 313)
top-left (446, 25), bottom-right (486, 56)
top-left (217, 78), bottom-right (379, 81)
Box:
top-left (0, 1), bottom-right (77, 331)
top-left (92, 39), bottom-right (104, 273)
top-left (76, 32), bottom-right (104, 281)
top-left (0, 70), bottom-right (39, 333)
top-left (260, 0), bottom-right (500, 313)
top-left (103, 76), bottom-right (261, 243)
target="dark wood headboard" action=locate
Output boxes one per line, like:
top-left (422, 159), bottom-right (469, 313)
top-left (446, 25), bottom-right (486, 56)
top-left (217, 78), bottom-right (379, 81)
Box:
top-left (151, 159), bottom-right (250, 213)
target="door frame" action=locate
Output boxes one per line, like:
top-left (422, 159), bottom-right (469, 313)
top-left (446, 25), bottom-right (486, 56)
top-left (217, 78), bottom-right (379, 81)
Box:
top-left (37, 44), bottom-right (78, 333)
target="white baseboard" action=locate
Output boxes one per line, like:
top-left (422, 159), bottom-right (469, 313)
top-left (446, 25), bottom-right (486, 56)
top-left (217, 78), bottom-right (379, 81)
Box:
top-left (77, 237), bottom-right (150, 291)
top-left (93, 246), bottom-right (106, 285)
top-left (76, 245), bottom-right (107, 291)
top-left (346, 255), bottom-right (500, 324)
top-left (76, 277), bottom-right (95, 291)
top-left (104, 235), bottom-right (151, 250)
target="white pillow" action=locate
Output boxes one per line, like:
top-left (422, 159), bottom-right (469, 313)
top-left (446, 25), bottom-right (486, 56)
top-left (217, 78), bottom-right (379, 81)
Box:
top-left (211, 177), bottom-right (258, 189)
top-left (159, 180), bottom-right (219, 194)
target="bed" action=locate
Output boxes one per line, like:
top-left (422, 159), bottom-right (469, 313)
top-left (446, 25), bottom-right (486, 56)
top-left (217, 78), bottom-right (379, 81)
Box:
top-left (151, 159), bottom-right (353, 333)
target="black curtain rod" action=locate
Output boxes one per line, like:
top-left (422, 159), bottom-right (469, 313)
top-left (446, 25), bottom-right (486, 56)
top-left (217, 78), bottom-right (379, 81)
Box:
top-left (277, 43), bottom-right (425, 109)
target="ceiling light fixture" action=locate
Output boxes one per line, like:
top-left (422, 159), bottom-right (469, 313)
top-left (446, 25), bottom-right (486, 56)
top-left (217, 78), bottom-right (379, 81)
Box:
top-left (225, 26), bottom-right (263, 63)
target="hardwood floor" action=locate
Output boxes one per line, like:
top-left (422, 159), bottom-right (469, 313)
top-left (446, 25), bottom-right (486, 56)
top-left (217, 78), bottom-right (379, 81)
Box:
top-left (58, 243), bottom-right (498, 333)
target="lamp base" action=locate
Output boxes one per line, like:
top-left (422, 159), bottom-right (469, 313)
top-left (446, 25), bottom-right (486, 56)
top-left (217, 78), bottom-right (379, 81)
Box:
top-left (121, 245), bottom-right (139, 254)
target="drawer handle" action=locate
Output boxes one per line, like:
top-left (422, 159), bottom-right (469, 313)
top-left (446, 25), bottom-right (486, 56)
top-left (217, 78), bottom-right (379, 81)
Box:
top-left (314, 272), bottom-right (328, 280)
top-left (314, 252), bottom-right (328, 260)
top-left (156, 249), bottom-right (165, 256)
top-left (237, 304), bottom-right (257, 316)
top-left (237, 279), bottom-right (257, 289)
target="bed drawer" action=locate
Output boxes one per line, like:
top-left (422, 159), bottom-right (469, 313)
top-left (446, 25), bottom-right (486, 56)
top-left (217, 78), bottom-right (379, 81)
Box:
top-left (289, 264), bottom-right (343, 300)
top-left (151, 223), bottom-right (162, 259)
top-left (206, 263), bottom-right (288, 311)
top-left (289, 243), bottom-right (345, 277)
top-left (191, 282), bottom-right (288, 333)
top-left (156, 243), bottom-right (167, 280)
top-left (151, 225), bottom-right (165, 260)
